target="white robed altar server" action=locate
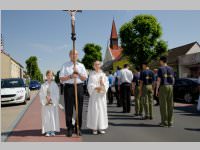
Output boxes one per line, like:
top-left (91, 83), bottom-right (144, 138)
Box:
top-left (87, 61), bottom-right (109, 135)
top-left (39, 70), bottom-right (60, 136)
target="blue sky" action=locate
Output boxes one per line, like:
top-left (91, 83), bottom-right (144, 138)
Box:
top-left (1, 10), bottom-right (200, 75)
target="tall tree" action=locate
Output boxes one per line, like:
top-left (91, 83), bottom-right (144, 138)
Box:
top-left (82, 43), bottom-right (102, 70)
top-left (25, 56), bottom-right (43, 82)
top-left (119, 14), bottom-right (168, 66)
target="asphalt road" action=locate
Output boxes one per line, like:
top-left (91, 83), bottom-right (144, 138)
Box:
top-left (3, 91), bottom-right (200, 142)
top-left (80, 96), bottom-right (200, 142)
top-left (1, 90), bottom-right (38, 140)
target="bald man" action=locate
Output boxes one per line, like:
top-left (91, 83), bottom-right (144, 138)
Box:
top-left (60, 50), bottom-right (88, 137)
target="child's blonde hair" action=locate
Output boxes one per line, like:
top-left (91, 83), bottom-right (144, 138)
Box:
top-left (46, 70), bottom-right (54, 76)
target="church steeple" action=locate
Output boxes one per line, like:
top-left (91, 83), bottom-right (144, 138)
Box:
top-left (110, 19), bottom-right (118, 49)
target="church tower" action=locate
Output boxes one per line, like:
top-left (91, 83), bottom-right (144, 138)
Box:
top-left (103, 18), bottom-right (123, 71)
top-left (110, 19), bottom-right (118, 49)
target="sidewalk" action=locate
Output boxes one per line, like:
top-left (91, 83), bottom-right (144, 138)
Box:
top-left (6, 94), bottom-right (81, 142)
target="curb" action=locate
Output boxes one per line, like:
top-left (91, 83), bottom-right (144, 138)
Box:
top-left (1, 91), bottom-right (39, 142)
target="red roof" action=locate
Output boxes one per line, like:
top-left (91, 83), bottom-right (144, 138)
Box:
top-left (110, 47), bottom-right (123, 60)
top-left (110, 19), bottom-right (118, 39)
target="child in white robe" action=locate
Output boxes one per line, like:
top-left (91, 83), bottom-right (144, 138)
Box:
top-left (39, 70), bottom-right (60, 136)
top-left (87, 61), bottom-right (109, 135)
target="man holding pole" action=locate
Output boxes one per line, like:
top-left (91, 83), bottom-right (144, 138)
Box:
top-left (60, 50), bottom-right (87, 137)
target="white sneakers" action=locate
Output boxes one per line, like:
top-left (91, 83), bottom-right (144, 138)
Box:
top-left (93, 130), bottom-right (98, 135)
top-left (51, 132), bottom-right (56, 136)
top-left (99, 130), bottom-right (106, 134)
top-left (45, 131), bottom-right (56, 137)
top-left (92, 130), bottom-right (106, 135)
top-left (45, 132), bottom-right (51, 137)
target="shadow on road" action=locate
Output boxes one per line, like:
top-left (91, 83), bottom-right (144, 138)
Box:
top-left (108, 117), bottom-right (142, 120)
top-left (108, 122), bottom-right (160, 127)
top-left (1, 128), bottom-right (68, 137)
top-left (184, 128), bottom-right (200, 132)
top-left (81, 129), bottom-right (91, 135)
top-left (174, 104), bottom-right (200, 117)
top-left (1, 103), bottom-right (26, 107)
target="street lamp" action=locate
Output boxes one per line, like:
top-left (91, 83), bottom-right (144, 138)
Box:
top-left (63, 10), bottom-right (82, 136)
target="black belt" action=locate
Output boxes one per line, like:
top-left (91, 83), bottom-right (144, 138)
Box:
top-left (121, 82), bottom-right (131, 85)
top-left (64, 83), bottom-right (83, 87)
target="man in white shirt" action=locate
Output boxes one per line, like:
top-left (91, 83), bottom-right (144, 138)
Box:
top-left (120, 64), bottom-right (133, 113)
top-left (59, 50), bottom-right (88, 137)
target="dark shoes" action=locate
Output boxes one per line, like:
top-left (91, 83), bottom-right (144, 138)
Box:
top-left (168, 123), bottom-right (174, 128)
top-left (66, 128), bottom-right (82, 137)
top-left (140, 116), bottom-right (153, 120)
top-left (74, 127), bottom-right (82, 136)
top-left (159, 123), bottom-right (173, 128)
top-left (149, 116), bottom-right (153, 120)
top-left (75, 129), bottom-right (82, 136)
top-left (66, 129), bottom-right (73, 137)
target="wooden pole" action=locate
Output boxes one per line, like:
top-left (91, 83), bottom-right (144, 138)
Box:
top-left (70, 10), bottom-right (80, 136)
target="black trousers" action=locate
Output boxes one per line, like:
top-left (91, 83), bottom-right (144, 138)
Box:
top-left (63, 83), bottom-right (84, 131)
top-left (120, 83), bottom-right (131, 112)
top-left (108, 87), bottom-right (113, 104)
top-left (115, 85), bottom-right (122, 106)
top-left (60, 83), bottom-right (64, 95)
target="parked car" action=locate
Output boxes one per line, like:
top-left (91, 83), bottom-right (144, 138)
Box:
top-left (1, 78), bottom-right (30, 105)
top-left (174, 78), bottom-right (199, 103)
top-left (29, 80), bottom-right (41, 90)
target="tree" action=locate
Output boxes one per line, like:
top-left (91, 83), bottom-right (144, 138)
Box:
top-left (82, 43), bottom-right (102, 70)
top-left (119, 14), bottom-right (168, 67)
top-left (113, 57), bottom-right (134, 72)
top-left (25, 56), bottom-right (43, 82)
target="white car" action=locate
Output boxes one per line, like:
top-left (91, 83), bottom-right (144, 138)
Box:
top-left (1, 78), bottom-right (30, 105)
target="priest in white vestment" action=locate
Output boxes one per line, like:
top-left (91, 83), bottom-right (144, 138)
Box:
top-left (87, 61), bottom-right (109, 135)
top-left (39, 70), bottom-right (60, 136)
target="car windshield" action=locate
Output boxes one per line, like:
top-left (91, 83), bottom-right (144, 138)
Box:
top-left (1, 79), bottom-right (24, 88)
top-left (30, 81), bottom-right (39, 84)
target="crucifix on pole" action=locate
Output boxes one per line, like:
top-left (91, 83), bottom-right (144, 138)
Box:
top-left (63, 10), bottom-right (82, 136)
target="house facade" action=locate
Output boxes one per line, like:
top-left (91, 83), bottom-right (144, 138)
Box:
top-left (1, 36), bottom-right (24, 79)
top-left (150, 41), bottom-right (200, 78)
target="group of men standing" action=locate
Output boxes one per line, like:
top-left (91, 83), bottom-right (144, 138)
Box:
top-left (107, 56), bottom-right (175, 128)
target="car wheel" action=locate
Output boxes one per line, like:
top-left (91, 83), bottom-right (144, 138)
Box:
top-left (22, 100), bottom-right (26, 105)
top-left (184, 93), bottom-right (192, 103)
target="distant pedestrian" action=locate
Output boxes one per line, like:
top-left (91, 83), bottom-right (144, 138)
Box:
top-left (39, 70), bottom-right (60, 137)
top-left (139, 62), bottom-right (155, 120)
top-left (132, 67), bottom-right (142, 116)
top-left (114, 66), bottom-right (122, 107)
top-left (120, 64), bottom-right (133, 113)
top-left (156, 56), bottom-right (175, 127)
top-left (108, 71), bottom-right (114, 104)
